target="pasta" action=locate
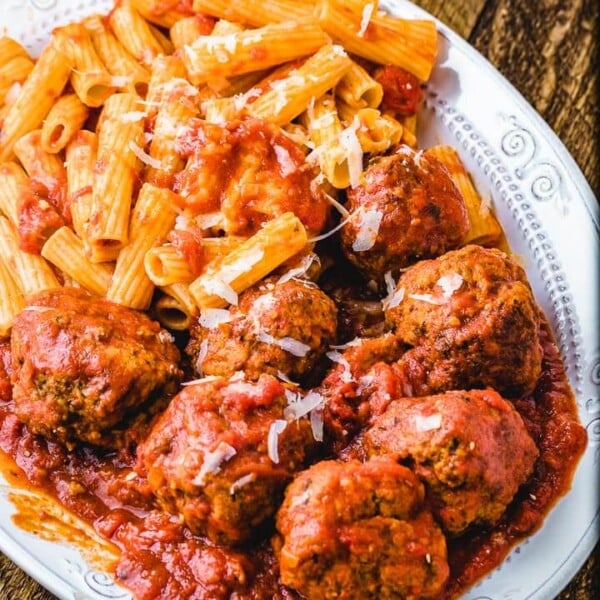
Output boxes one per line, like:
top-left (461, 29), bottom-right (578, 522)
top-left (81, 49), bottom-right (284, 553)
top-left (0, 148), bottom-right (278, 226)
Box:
top-left (0, 256), bottom-right (24, 338)
top-left (87, 93), bottom-right (144, 262)
top-left (40, 94), bottom-right (90, 154)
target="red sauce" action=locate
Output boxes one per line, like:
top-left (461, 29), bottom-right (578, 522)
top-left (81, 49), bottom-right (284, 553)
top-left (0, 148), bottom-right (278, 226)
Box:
top-left (0, 322), bottom-right (586, 599)
top-left (374, 64), bottom-right (422, 116)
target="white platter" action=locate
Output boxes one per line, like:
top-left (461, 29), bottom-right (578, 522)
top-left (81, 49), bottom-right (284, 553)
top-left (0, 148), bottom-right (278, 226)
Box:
top-left (0, 1), bottom-right (598, 599)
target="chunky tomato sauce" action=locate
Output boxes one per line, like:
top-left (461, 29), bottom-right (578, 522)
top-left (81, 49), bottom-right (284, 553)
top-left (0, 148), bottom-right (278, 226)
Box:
top-left (0, 319), bottom-right (586, 599)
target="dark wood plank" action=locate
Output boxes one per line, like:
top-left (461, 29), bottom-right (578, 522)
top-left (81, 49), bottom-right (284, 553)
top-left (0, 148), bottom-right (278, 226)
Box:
top-left (468, 0), bottom-right (600, 198)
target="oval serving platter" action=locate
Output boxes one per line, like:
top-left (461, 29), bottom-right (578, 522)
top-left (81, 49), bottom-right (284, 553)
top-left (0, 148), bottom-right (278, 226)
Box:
top-left (0, 1), bottom-right (598, 599)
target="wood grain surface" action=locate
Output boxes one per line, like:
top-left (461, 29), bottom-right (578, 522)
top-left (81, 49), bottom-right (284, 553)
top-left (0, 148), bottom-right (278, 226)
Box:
top-left (0, 1), bottom-right (598, 599)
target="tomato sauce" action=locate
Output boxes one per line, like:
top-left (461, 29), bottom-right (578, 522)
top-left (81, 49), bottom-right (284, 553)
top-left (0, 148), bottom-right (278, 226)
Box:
top-left (0, 320), bottom-right (586, 599)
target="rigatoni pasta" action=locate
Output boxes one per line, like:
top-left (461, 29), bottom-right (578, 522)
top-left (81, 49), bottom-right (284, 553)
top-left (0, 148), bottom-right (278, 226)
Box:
top-left (106, 184), bottom-right (179, 309)
top-left (0, 256), bottom-right (24, 337)
top-left (0, 29), bottom-right (73, 161)
top-left (87, 93), bottom-right (144, 262)
top-left (40, 94), bottom-right (90, 154)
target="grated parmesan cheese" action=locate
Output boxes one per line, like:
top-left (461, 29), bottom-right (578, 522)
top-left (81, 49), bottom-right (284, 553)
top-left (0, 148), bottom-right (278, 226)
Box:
top-left (326, 350), bottom-right (354, 383)
top-left (229, 473), bottom-right (256, 495)
top-left (310, 409), bottom-right (324, 442)
top-left (277, 253), bottom-right (320, 284)
top-left (120, 110), bottom-right (146, 123)
top-left (408, 293), bottom-right (445, 305)
top-left (283, 390), bottom-right (324, 421)
top-left (436, 273), bottom-right (463, 298)
top-left (129, 141), bottom-right (163, 170)
top-left (382, 271), bottom-right (405, 309)
top-left (352, 208), bottom-right (383, 251)
top-left (199, 308), bottom-right (234, 329)
top-left (257, 331), bottom-right (311, 357)
top-left (203, 276), bottom-right (239, 306)
top-left (268, 420), bottom-right (288, 464)
top-left (415, 413), bottom-right (442, 432)
top-left (339, 117), bottom-right (363, 188)
top-left (193, 441), bottom-right (237, 486)
top-left (358, 2), bottom-right (375, 37)
top-left (181, 375), bottom-right (223, 387)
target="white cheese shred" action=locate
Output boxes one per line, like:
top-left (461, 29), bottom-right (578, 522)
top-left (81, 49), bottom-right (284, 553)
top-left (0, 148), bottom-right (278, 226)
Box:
top-left (229, 473), bottom-right (256, 496)
top-left (129, 140), bottom-right (163, 170)
top-left (415, 413), bottom-right (442, 432)
top-left (284, 390), bottom-right (324, 421)
top-left (268, 420), bottom-right (288, 464)
top-left (257, 331), bottom-right (311, 357)
top-left (199, 308), bottom-right (233, 329)
top-left (352, 208), bottom-right (383, 251)
top-left (193, 441), bottom-right (237, 486)
top-left (326, 350), bottom-right (354, 383)
top-left (436, 273), bottom-right (464, 298)
top-left (358, 2), bottom-right (375, 37)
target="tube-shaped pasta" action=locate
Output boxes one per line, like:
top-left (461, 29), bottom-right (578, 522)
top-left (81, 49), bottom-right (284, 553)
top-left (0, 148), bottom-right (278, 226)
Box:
top-left (106, 184), bottom-right (179, 309)
top-left (398, 113), bottom-right (418, 147)
top-left (248, 44), bottom-right (352, 126)
top-left (88, 93), bottom-right (144, 262)
top-left (156, 283), bottom-right (198, 330)
top-left (425, 145), bottom-right (502, 246)
top-left (0, 161), bottom-right (28, 226)
top-left (145, 78), bottom-right (199, 187)
top-left (0, 256), bottom-right (25, 337)
top-left (130, 0), bottom-right (193, 28)
top-left (170, 15), bottom-right (216, 48)
top-left (40, 94), bottom-right (90, 154)
top-left (144, 235), bottom-right (248, 286)
top-left (13, 130), bottom-right (68, 216)
top-left (0, 30), bottom-right (73, 161)
top-left (189, 212), bottom-right (308, 309)
top-left (317, 0), bottom-right (437, 81)
top-left (302, 94), bottom-right (349, 189)
top-left (192, 0), bottom-right (315, 27)
top-left (84, 15), bottom-right (150, 97)
top-left (0, 37), bottom-right (30, 67)
top-left (336, 60), bottom-right (383, 108)
top-left (41, 227), bottom-right (113, 297)
top-left (0, 216), bottom-right (60, 298)
top-left (0, 56), bottom-right (35, 104)
top-left (59, 22), bottom-right (117, 107)
top-left (66, 130), bottom-right (97, 240)
top-left (145, 54), bottom-right (187, 121)
top-left (109, 1), bottom-right (168, 67)
top-left (337, 101), bottom-right (402, 154)
top-left (144, 245), bottom-right (195, 286)
top-left (181, 18), bottom-right (328, 84)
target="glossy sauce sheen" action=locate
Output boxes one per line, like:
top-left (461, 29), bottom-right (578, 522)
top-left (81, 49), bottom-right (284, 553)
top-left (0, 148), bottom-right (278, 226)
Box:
top-left (0, 319), bottom-right (586, 599)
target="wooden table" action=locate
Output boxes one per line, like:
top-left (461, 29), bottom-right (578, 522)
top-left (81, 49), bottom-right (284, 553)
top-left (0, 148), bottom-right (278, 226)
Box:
top-left (0, 0), bottom-right (598, 599)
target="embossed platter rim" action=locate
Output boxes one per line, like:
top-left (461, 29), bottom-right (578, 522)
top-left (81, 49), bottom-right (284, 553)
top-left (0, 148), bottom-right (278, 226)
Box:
top-left (0, 1), bottom-right (598, 599)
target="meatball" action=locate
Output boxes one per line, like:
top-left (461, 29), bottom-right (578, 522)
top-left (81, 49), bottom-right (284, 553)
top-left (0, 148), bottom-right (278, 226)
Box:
top-left (319, 334), bottom-right (405, 451)
top-left (186, 277), bottom-right (338, 382)
top-left (11, 288), bottom-right (182, 448)
top-left (275, 457), bottom-right (449, 600)
top-left (340, 146), bottom-right (469, 279)
top-left (137, 374), bottom-right (319, 546)
top-left (385, 244), bottom-right (543, 397)
top-left (364, 389), bottom-right (539, 535)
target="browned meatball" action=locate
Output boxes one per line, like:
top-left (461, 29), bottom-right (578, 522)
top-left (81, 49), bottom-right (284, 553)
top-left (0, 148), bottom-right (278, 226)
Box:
top-left (364, 389), bottom-right (539, 535)
top-left (385, 244), bottom-right (543, 397)
top-left (11, 288), bottom-right (182, 448)
top-left (340, 146), bottom-right (469, 279)
top-left (275, 457), bottom-right (449, 600)
top-left (318, 334), bottom-right (405, 451)
top-left (186, 277), bottom-right (337, 382)
top-left (137, 374), bottom-right (319, 546)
